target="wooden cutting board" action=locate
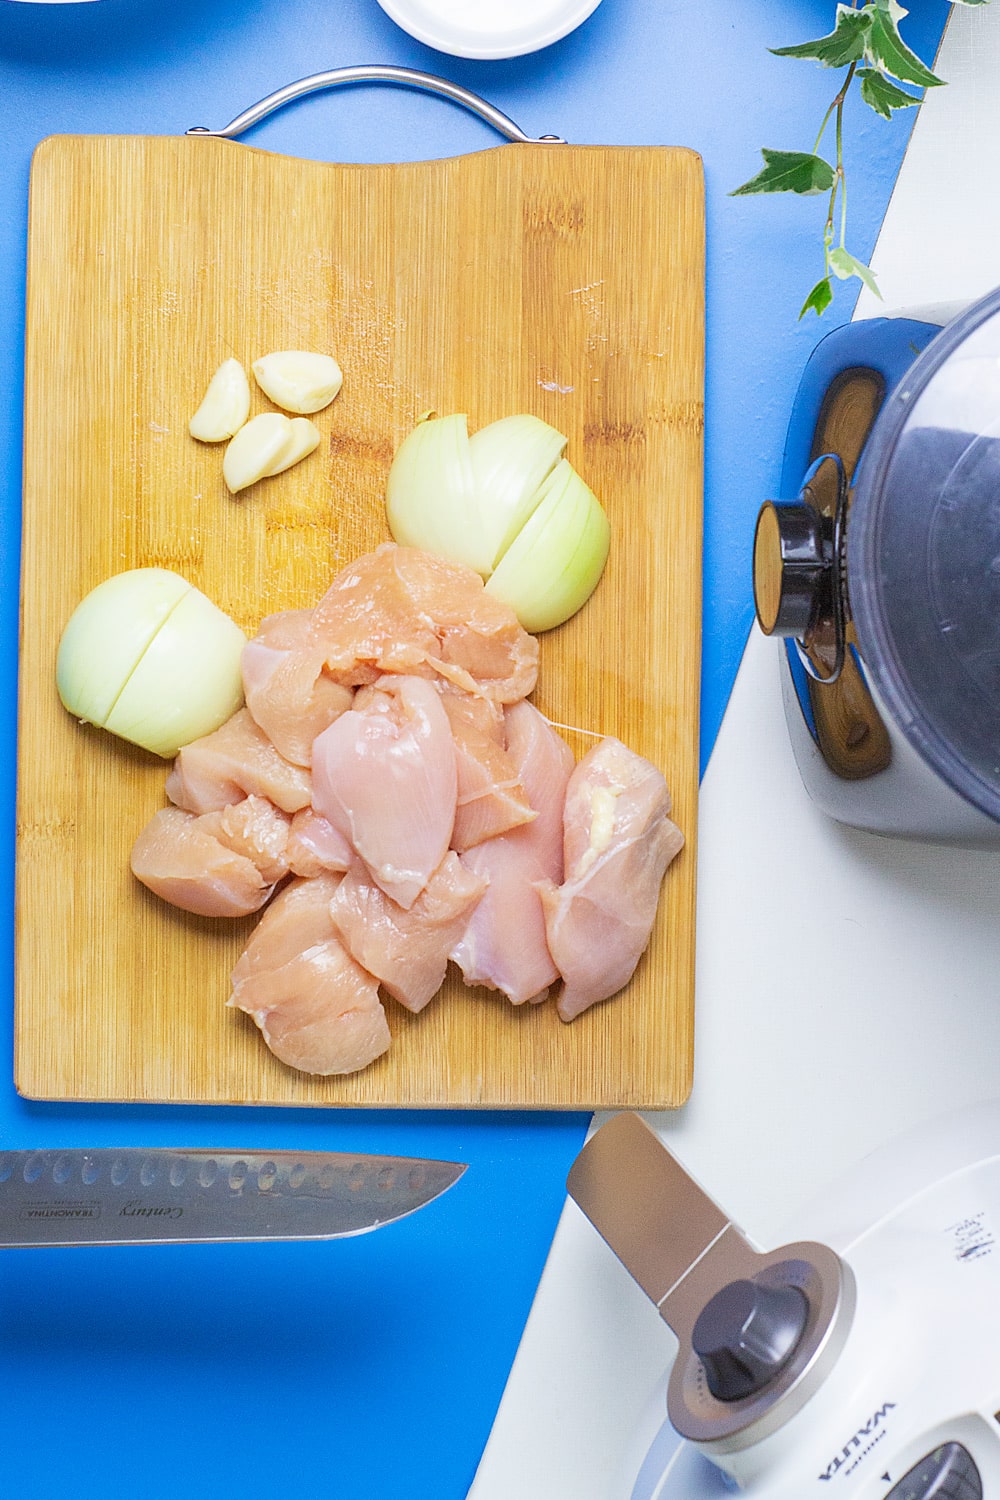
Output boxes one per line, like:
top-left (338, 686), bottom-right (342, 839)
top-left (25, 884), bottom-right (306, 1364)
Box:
top-left (15, 133), bottom-right (703, 1110)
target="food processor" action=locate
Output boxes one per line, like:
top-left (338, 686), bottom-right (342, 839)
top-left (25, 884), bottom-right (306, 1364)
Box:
top-left (752, 285), bottom-right (1000, 845)
top-left (568, 1106), bottom-right (1000, 1498)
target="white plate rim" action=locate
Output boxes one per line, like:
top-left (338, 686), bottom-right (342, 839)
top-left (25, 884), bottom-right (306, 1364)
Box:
top-left (374, 0), bottom-right (604, 60)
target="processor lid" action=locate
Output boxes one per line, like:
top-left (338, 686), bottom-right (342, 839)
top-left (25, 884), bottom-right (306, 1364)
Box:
top-left (847, 285), bottom-right (1000, 825)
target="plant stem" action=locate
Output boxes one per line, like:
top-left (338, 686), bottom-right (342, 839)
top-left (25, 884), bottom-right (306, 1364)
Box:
top-left (820, 60), bottom-right (857, 269)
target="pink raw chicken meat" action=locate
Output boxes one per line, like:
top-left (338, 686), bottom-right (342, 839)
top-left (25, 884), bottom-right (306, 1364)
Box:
top-left (286, 807), bottom-right (353, 879)
top-left (241, 608), bottom-right (353, 767)
top-left (130, 797), bottom-right (290, 917)
top-left (330, 853), bottom-right (488, 1013)
top-left (311, 674), bottom-right (457, 910)
top-left (308, 544), bottom-right (539, 703)
top-left (440, 692), bottom-right (536, 853)
top-left (228, 874), bottom-right (391, 1076)
top-left (538, 738), bottom-right (684, 1022)
top-left (451, 700), bottom-right (574, 1005)
top-left (166, 708), bottom-right (312, 815)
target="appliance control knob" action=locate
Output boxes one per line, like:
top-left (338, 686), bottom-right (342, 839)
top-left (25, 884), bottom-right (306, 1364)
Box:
top-left (753, 498), bottom-right (828, 638)
top-left (691, 1278), bottom-right (810, 1403)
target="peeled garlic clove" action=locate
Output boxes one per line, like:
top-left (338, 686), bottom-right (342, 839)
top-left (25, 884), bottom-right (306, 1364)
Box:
top-left (223, 413), bottom-right (295, 493)
top-left (189, 358), bottom-right (251, 442)
top-left (265, 417), bottom-right (321, 476)
top-left (252, 351), bottom-right (343, 415)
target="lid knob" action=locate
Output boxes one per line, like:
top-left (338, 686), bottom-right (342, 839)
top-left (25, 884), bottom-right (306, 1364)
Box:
top-left (691, 1278), bottom-right (810, 1403)
top-left (753, 500), bottom-right (828, 638)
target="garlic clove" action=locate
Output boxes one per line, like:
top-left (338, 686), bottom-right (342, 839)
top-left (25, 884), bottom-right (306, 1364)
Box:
top-left (252, 351), bottom-right (343, 415)
top-left (189, 358), bottom-right (252, 443)
top-left (222, 413), bottom-right (295, 494)
top-left (265, 417), bottom-right (322, 476)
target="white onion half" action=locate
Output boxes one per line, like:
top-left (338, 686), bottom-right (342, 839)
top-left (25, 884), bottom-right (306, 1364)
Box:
top-left (57, 568), bottom-right (247, 757)
top-left (485, 459), bottom-right (611, 633)
top-left (385, 414), bottom-right (492, 575)
top-left (468, 414), bottom-right (567, 569)
top-left (385, 412), bottom-right (610, 631)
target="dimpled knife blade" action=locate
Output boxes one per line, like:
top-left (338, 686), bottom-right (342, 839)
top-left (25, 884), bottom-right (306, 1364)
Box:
top-left (0, 1148), bottom-right (466, 1248)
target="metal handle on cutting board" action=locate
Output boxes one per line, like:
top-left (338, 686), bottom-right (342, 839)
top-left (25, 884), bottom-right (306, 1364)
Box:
top-left (186, 65), bottom-right (566, 145)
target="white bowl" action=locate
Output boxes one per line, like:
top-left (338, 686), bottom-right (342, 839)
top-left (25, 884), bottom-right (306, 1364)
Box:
top-left (374, 0), bottom-right (604, 60)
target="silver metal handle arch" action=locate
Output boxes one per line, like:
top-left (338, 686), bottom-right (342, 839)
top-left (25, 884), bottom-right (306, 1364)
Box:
top-left (186, 65), bottom-right (566, 145)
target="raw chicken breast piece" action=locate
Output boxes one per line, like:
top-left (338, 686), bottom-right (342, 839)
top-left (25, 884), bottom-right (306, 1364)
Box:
top-left (165, 707), bottom-right (312, 815)
top-left (440, 691), bottom-right (536, 852)
top-left (241, 608), bottom-right (353, 767)
top-left (538, 738), bottom-right (684, 1022)
top-left (231, 871), bottom-right (343, 975)
top-left (330, 853), bottom-right (488, 1012)
top-left (451, 700), bottom-right (574, 1004)
top-left (286, 807), bottom-right (353, 878)
top-left (309, 544), bottom-right (539, 702)
top-left (197, 795), bottom-right (292, 884)
top-left (130, 805), bottom-right (278, 917)
top-left (229, 875), bottom-right (390, 1076)
top-left (312, 674), bottom-right (457, 910)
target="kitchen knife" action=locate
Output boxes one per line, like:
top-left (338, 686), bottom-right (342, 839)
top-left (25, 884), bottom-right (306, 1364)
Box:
top-left (0, 1147), bottom-right (465, 1248)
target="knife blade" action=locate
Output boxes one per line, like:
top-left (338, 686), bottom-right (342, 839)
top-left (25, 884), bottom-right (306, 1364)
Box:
top-left (0, 1148), bottom-right (465, 1248)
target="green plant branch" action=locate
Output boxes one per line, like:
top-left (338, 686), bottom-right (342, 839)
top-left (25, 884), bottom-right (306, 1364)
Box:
top-left (731, 2), bottom-right (984, 319)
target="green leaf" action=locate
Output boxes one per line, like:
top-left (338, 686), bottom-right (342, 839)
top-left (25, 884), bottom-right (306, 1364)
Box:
top-left (731, 149), bottom-right (836, 197)
top-left (828, 247), bottom-right (882, 297)
top-left (771, 6), bottom-right (873, 67)
top-left (866, 1), bottom-right (945, 88)
top-left (858, 66), bottom-right (921, 117)
top-left (800, 277), bottom-right (834, 319)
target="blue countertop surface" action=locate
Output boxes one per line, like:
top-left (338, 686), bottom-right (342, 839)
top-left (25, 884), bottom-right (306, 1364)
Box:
top-left (0, 1), bottom-right (949, 1495)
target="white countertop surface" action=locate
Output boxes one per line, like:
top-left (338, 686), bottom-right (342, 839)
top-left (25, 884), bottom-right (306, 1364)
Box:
top-left (471, 13), bottom-right (1000, 1483)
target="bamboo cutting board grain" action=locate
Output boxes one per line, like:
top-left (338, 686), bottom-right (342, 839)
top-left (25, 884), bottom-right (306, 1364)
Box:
top-left (16, 134), bottom-right (703, 1109)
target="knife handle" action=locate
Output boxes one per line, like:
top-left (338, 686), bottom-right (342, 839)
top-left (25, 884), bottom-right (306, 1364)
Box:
top-left (186, 65), bottom-right (566, 146)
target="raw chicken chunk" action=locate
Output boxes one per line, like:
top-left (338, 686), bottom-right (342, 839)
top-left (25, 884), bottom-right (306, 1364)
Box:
top-left (441, 691), bottom-right (536, 852)
top-left (198, 795), bottom-right (292, 884)
top-left (228, 875), bottom-right (390, 1076)
top-left (538, 738), bottom-right (684, 1021)
top-left (130, 803), bottom-right (283, 917)
top-left (451, 700), bottom-right (574, 1004)
top-left (312, 674), bottom-right (457, 910)
top-left (330, 853), bottom-right (488, 1013)
top-left (241, 608), bottom-right (353, 767)
top-left (309, 544), bottom-right (539, 702)
top-left (165, 707), bottom-right (312, 815)
top-left (286, 807), bottom-right (353, 878)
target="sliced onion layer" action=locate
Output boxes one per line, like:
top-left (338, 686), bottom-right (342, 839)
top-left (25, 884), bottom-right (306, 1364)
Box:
top-left (385, 414), bottom-right (492, 576)
top-left (485, 460), bottom-right (611, 633)
top-left (468, 414), bottom-right (567, 570)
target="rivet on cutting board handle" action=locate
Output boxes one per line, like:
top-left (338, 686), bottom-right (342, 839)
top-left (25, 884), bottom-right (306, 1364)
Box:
top-left (186, 64), bottom-right (566, 145)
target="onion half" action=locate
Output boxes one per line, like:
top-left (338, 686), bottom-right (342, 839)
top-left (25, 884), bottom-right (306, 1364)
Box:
top-left (485, 460), bottom-right (611, 633)
top-left (385, 414), bottom-right (491, 576)
top-left (57, 568), bottom-right (247, 757)
top-left (385, 413), bottom-right (610, 631)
